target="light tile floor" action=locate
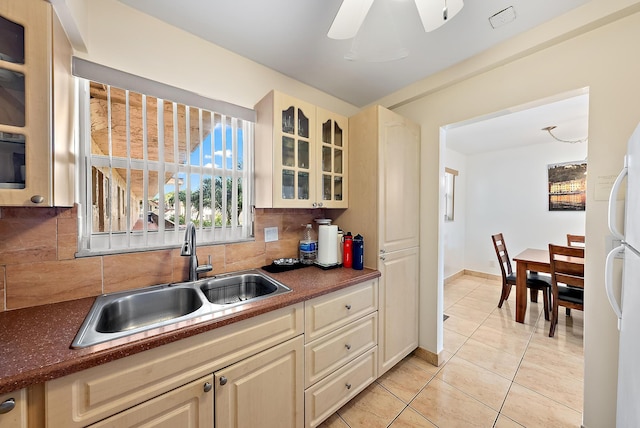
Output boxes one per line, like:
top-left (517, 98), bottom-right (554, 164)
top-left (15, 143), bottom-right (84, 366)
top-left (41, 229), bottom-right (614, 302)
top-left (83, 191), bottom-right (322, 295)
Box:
top-left (319, 274), bottom-right (584, 428)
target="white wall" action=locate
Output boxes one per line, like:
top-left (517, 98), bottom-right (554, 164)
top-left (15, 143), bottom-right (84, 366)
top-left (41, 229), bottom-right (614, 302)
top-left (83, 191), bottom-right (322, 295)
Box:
top-left (442, 148), bottom-right (466, 279)
top-left (390, 5), bottom-right (640, 426)
top-left (464, 141), bottom-right (587, 276)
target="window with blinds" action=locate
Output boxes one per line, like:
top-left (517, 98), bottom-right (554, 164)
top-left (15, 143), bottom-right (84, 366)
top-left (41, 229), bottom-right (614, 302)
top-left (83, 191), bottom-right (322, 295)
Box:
top-left (76, 75), bottom-right (254, 255)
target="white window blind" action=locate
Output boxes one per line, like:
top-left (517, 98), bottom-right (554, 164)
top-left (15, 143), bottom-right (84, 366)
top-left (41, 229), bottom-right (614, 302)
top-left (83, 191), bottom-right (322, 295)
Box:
top-left (74, 59), bottom-right (254, 255)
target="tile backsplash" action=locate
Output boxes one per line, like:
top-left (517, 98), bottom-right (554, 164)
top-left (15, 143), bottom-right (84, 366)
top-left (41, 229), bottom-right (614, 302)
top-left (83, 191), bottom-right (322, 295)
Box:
top-left (0, 206), bottom-right (320, 311)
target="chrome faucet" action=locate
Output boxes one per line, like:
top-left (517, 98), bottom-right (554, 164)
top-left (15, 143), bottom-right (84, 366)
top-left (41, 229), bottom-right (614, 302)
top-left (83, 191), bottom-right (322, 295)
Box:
top-left (181, 222), bottom-right (213, 281)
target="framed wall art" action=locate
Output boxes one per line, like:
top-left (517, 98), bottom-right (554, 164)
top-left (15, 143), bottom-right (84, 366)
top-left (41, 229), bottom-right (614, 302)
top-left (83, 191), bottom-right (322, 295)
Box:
top-left (548, 160), bottom-right (587, 211)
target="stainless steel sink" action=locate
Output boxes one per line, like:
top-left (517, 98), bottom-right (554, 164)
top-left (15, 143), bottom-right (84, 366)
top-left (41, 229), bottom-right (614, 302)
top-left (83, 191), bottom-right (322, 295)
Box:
top-left (72, 270), bottom-right (291, 348)
top-left (199, 272), bottom-right (289, 306)
top-left (95, 287), bottom-right (204, 333)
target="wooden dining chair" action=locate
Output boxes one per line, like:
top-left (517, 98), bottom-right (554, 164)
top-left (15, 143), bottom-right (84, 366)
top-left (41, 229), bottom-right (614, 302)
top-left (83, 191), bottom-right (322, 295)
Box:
top-left (566, 234), bottom-right (585, 247)
top-left (548, 244), bottom-right (585, 337)
top-left (491, 233), bottom-right (551, 320)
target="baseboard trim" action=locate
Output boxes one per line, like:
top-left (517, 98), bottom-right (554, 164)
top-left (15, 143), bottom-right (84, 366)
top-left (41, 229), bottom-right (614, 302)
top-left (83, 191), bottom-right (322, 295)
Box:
top-left (444, 270), bottom-right (465, 285)
top-left (413, 346), bottom-right (443, 367)
top-left (462, 269), bottom-right (501, 282)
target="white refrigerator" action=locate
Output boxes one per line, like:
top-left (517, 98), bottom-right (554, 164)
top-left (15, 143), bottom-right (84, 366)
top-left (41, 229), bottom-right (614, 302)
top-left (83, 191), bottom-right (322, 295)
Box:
top-left (605, 122), bottom-right (640, 427)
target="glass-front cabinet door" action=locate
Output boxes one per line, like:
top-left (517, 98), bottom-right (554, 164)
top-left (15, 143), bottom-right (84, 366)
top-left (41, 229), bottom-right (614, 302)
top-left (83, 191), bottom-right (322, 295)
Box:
top-left (0, 0), bottom-right (53, 205)
top-left (316, 108), bottom-right (348, 208)
top-left (254, 90), bottom-right (348, 209)
top-left (274, 93), bottom-right (316, 207)
top-left (0, 14), bottom-right (26, 190)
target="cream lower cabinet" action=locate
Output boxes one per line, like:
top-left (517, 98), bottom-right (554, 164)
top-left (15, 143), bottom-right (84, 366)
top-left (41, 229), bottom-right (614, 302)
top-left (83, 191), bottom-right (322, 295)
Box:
top-left (0, 389), bottom-right (27, 428)
top-left (46, 304), bottom-right (303, 427)
top-left (89, 375), bottom-right (213, 428)
top-left (378, 247), bottom-right (419, 374)
top-left (42, 280), bottom-right (382, 428)
top-left (215, 336), bottom-right (304, 428)
top-left (303, 279), bottom-right (378, 428)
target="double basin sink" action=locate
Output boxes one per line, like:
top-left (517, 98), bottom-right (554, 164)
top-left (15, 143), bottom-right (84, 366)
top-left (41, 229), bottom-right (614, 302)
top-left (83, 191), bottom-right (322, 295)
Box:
top-left (72, 270), bottom-right (291, 348)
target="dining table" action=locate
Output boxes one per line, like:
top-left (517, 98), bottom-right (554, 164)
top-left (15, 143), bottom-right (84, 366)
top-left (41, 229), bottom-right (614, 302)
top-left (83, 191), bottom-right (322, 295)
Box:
top-left (512, 248), bottom-right (585, 323)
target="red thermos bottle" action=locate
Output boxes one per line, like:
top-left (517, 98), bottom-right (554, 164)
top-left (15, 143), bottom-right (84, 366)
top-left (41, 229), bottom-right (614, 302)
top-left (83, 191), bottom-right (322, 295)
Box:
top-left (343, 232), bottom-right (353, 268)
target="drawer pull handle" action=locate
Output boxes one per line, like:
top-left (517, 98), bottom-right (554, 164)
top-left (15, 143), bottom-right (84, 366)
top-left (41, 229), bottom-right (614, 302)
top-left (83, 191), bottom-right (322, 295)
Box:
top-left (345, 344), bottom-right (352, 350)
top-left (219, 376), bottom-right (228, 386)
top-left (0, 398), bottom-right (15, 414)
top-left (345, 383), bottom-right (352, 390)
top-left (345, 304), bottom-right (352, 310)
top-left (203, 382), bottom-right (212, 393)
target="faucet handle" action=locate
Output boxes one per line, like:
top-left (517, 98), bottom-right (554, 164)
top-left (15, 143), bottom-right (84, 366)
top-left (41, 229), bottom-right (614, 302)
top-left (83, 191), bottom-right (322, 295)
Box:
top-left (196, 255), bottom-right (213, 276)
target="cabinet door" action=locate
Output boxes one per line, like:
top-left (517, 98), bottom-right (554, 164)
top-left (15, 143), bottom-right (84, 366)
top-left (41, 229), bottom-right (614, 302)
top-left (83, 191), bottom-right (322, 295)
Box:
top-left (0, 0), bottom-right (51, 205)
top-left (378, 108), bottom-right (420, 252)
top-left (274, 93), bottom-right (316, 208)
top-left (0, 389), bottom-right (27, 428)
top-left (378, 247), bottom-right (419, 375)
top-left (89, 375), bottom-right (214, 428)
top-left (215, 335), bottom-right (304, 428)
top-left (316, 108), bottom-right (348, 208)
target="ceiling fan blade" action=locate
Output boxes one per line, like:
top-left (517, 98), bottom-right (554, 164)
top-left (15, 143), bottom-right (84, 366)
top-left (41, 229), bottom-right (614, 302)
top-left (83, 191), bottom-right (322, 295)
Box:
top-left (328, 0), bottom-right (375, 40)
top-left (415, 0), bottom-right (464, 32)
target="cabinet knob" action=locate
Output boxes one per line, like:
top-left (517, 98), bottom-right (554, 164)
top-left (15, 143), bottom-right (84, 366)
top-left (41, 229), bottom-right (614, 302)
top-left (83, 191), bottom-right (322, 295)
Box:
top-left (345, 344), bottom-right (351, 350)
top-left (219, 376), bottom-right (228, 386)
top-left (380, 255), bottom-right (386, 261)
top-left (345, 304), bottom-right (351, 310)
top-left (30, 195), bottom-right (45, 204)
top-left (318, 202), bottom-right (323, 207)
top-left (203, 382), bottom-right (212, 393)
top-left (380, 249), bottom-right (386, 254)
top-left (312, 202), bottom-right (318, 207)
top-left (345, 383), bottom-right (352, 390)
top-left (0, 398), bottom-right (15, 414)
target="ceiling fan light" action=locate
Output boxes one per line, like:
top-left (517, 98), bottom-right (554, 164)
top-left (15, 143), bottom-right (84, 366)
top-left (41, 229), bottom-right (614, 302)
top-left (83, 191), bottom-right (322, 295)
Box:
top-left (415, 0), bottom-right (464, 32)
top-left (328, 0), bottom-right (375, 39)
top-left (343, 0), bottom-right (409, 62)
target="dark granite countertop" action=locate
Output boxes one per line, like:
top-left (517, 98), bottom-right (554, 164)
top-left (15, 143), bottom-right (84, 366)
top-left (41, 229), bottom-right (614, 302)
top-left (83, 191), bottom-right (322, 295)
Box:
top-left (0, 266), bottom-right (380, 394)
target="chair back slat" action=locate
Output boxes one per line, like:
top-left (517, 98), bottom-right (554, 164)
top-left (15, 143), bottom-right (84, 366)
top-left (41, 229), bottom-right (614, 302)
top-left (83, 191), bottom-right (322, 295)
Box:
top-left (549, 244), bottom-right (585, 289)
top-left (567, 234), bottom-right (586, 247)
top-left (492, 233), bottom-right (513, 278)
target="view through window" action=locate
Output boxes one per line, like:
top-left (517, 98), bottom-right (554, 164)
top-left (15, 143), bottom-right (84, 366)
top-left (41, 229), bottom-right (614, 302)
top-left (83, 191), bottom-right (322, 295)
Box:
top-left (78, 79), bottom-right (254, 254)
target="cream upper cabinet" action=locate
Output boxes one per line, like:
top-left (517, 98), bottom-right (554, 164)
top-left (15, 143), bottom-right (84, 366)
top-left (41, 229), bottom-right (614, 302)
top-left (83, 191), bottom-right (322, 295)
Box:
top-left (215, 336), bottom-right (304, 428)
top-left (333, 105), bottom-right (420, 376)
top-left (0, 0), bottom-right (74, 206)
top-left (255, 90), bottom-right (348, 208)
top-left (316, 107), bottom-right (348, 208)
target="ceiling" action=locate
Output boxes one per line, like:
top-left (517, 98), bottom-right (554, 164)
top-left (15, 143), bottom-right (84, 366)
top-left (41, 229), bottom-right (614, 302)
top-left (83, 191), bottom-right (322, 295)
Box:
top-left (446, 92), bottom-right (590, 155)
top-left (117, 0), bottom-right (590, 108)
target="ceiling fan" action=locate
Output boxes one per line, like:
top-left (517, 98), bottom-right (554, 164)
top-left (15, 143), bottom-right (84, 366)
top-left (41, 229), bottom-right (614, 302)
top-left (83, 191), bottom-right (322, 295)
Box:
top-left (328, 0), bottom-right (464, 39)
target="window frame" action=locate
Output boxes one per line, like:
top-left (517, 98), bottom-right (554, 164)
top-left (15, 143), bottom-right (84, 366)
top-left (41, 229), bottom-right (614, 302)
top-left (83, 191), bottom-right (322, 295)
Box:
top-left (444, 167), bottom-right (458, 222)
top-left (74, 60), bottom-right (255, 256)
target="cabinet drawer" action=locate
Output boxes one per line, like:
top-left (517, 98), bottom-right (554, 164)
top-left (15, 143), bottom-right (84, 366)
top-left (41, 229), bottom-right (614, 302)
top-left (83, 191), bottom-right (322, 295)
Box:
top-left (305, 279), bottom-right (377, 343)
top-left (46, 303), bottom-right (303, 428)
top-left (305, 312), bottom-right (377, 387)
top-left (304, 347), bottom-right (377, 428)
top-left (89, 375), bottom-right (213, 428)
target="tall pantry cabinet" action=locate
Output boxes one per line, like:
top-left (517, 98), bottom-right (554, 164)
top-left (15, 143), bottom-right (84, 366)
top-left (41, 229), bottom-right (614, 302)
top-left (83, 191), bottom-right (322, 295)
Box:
top-left (333, 105), bottom-right (420, 376)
